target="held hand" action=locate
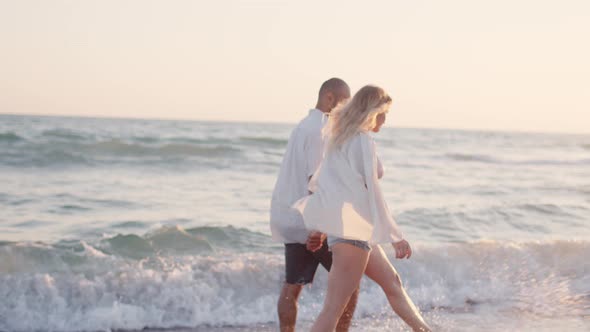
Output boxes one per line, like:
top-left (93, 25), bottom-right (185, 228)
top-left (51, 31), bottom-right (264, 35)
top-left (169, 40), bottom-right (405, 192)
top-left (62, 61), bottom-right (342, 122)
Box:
top-left (392, 239), bottom-right (412, 259)
top-left (306, 231), bottom-right (326, 252)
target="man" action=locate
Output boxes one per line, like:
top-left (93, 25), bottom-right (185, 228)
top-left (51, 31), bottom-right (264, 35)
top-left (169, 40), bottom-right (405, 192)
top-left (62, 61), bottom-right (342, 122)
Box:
top-left (270, 78), bottom-right (357, 332)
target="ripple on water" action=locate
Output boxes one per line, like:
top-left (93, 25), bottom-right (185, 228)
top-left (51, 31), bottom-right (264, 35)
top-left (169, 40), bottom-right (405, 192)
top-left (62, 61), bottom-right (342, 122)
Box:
top-left (11, 220), bottom-right (55, 228)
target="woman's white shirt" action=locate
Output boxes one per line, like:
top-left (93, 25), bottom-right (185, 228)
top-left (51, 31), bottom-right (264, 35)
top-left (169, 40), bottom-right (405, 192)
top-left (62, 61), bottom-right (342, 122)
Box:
top-left (293, 131), bottom-right (403, 244)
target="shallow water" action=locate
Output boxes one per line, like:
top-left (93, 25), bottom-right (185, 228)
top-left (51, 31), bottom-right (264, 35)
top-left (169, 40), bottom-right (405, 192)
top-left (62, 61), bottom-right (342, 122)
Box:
top-left (0, 114), bottom-right (589, 331)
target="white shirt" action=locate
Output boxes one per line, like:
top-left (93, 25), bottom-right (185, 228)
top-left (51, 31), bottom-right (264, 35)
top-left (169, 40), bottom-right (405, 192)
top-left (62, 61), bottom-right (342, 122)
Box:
top-left (292, 132), bottom-right (404, 244)
top-left (270, 109), bottom-right (329, 243)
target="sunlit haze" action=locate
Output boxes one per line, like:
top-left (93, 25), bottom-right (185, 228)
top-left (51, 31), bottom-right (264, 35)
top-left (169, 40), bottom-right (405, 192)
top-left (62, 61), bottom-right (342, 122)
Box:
top-left (1, 0), bottom-right (589, 133)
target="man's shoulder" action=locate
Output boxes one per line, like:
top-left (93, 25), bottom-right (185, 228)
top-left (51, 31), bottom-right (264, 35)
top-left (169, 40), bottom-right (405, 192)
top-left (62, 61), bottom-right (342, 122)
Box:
top-left (294, 115), bottom-right (322, 137)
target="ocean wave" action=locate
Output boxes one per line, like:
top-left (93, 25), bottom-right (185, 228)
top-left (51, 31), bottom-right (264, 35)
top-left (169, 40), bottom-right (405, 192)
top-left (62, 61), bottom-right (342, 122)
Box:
top-left (105, 227), bottom-right (213, 259)
top-left (0, 226), bottom-right (277, 269)
top-left (1, 149), bottom-right (91, 167)
top-left (445, 153), bottom-right (498, 163)
top-left (238, 136), bottom-right (288, 147)
top-left (444, 153), bottom-right (590, 166)
top-left (84, 139), bottom-right (241, 157)
top-left (0, 128), bottom-right (299, 169)
top-left (0, 230), bottom-right (588, 331)
top-left (515, 158), bottom-right (590, 166)
top-left (1, 129), bottom-right (287, 167)
top-left (400, 202), bottom-right (589, 241)
top-left (41, 128), bottom-right (89, 141)
top-left (516, 203), bottom-right (575, 216)
top-left (0, 132), bottom-right (24, 143)
top-left (0, 139), bottom-right (244, 167)
top-left (101, 225), bottom-right (277, 259)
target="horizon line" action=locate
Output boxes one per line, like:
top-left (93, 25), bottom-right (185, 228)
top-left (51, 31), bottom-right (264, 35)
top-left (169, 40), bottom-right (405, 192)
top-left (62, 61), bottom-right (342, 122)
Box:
top-left (1, 112), bottom-right (588, 137)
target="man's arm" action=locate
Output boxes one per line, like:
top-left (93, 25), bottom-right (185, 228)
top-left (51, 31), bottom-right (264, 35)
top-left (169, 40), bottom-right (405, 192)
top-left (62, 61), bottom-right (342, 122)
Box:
top-left (304, 131), bottom-right (326, 252)
top-left (306, 231), bottom-right (326, 252)
top-left (305, 174), bottom-right (325, 252)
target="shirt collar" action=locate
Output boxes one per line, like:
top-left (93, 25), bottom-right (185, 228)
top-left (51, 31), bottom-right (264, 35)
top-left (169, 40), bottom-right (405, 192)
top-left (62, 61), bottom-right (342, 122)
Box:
top-left (310, 109), bottom-right (329, 126)
top-left (309, 108), bottom-right (329, 118)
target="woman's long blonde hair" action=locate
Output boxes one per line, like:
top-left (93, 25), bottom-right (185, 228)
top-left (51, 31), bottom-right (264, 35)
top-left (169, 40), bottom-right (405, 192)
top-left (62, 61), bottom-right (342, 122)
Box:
top-left (326, 85), bottom-right (392, 150)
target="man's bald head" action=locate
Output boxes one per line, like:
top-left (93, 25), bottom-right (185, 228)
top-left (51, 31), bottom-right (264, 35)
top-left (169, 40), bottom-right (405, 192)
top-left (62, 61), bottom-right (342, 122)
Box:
top-left (316, 78), bottom-right (351, 113)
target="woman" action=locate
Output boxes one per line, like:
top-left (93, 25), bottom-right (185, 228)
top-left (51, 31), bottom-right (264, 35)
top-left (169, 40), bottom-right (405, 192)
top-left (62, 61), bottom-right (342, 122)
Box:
top-left (293, 85), bottom-right (432, 332)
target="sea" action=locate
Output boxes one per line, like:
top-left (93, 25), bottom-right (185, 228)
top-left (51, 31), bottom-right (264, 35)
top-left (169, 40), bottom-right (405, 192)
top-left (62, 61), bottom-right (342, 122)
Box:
top-left (0, 114), bottom-right (588, 332)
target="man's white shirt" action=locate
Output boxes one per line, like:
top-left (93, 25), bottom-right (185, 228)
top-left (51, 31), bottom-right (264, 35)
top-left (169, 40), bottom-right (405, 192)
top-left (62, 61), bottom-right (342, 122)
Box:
top-left (270, 109), bottom-right (328, 244)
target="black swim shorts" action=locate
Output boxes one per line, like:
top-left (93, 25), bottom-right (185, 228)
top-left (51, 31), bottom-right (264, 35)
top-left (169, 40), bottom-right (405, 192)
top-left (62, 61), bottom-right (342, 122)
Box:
top-left (284, 239), bottom-right (332, 284)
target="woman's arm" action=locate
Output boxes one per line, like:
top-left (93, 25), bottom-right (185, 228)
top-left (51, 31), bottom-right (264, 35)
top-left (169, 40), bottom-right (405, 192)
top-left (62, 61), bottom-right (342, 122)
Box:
top-left (377, 156), bottom-right (384, 179)
top-left (360, 133), bottom-right (404, 243)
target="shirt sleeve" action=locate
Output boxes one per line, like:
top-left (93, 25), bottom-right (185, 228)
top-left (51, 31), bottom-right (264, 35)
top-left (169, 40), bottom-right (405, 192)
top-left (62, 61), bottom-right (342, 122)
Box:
top-left (304, 130), bottom-right (324, 178)
top-left (360, 133), bottom-right (404, 243)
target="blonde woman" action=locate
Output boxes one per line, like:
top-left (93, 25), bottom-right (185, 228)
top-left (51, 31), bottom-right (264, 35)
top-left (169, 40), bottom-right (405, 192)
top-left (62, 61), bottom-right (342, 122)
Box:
top-left (294, 85), bottom-right (431, 332)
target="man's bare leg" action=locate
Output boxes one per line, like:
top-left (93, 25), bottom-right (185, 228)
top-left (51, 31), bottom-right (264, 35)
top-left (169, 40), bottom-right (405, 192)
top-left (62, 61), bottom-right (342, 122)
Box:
top-left (278, 283), bottom-right (304, 332)
top-left (335, 287), bottom-right (359, 332)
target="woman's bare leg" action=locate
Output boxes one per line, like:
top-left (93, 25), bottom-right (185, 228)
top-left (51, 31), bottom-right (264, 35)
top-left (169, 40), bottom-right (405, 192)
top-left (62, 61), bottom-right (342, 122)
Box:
top-left (311, 243), bottom-right (370, 332)
top-left (335, 287), bottom-right (359, 332)
top-left (364, 245), bottom-right (432, 332)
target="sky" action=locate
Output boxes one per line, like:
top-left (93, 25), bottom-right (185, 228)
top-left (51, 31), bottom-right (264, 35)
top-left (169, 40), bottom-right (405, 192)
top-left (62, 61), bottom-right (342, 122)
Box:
top-left (1, 0), bottom-right (589, 134)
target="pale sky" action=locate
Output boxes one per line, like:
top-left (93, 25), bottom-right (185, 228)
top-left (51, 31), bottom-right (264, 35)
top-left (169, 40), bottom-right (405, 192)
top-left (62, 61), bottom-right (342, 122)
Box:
top-left (1, 0), bottom-right (589, 133)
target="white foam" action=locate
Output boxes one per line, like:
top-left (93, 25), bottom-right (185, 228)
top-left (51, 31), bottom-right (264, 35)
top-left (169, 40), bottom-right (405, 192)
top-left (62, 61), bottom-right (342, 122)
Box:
top-left (0, 240), bottom-right (588, 331)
